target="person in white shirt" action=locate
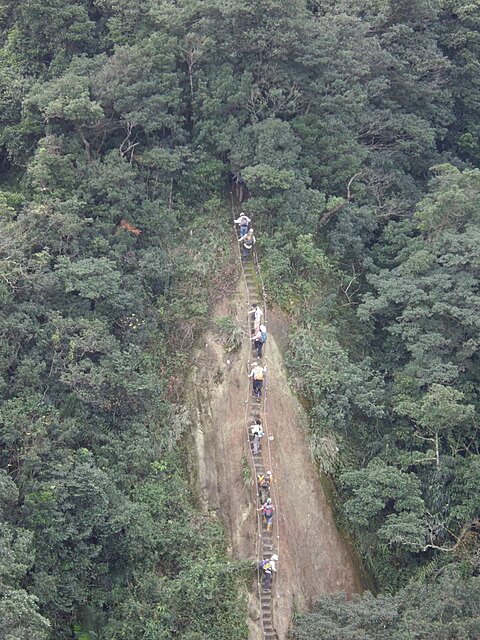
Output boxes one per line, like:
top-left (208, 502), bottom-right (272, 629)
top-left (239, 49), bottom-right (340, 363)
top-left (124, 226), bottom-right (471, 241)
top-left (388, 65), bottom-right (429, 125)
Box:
top-left (250, 418), bottom-right (264, 454)
top-left (248, 304), bottom-right (263, 332)
top-left (234, 212), bottom-right (251, 237)
top-left (260, 554), bottom-right (278, 590)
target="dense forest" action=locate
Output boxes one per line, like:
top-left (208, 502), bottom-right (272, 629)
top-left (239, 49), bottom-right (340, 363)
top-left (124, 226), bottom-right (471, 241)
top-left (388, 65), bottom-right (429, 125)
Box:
top-left (0, 0), bottom-right (479, 638)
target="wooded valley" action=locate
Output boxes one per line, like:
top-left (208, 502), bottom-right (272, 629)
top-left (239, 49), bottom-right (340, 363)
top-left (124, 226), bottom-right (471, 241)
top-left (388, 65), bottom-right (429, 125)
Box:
top-left (0, 1), bottom-right (479, 638)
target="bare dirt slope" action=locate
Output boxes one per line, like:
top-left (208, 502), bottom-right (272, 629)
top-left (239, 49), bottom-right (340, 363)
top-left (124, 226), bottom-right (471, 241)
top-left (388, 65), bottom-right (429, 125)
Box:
top-left (188, 283), bottom-right (363, 639)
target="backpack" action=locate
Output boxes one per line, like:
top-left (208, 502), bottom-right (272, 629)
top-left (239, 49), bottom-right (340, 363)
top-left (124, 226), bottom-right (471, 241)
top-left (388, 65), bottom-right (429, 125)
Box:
top-left (261, 561), bottom-right (272, 572)
top-left (254, 368), bottom-right (264, 380)
top-left (243, 233), bottom-right (254, 248)
top-left (264, 506), bottom-right (274, 517)
top-left (260, 331), bottom-right (267, 343)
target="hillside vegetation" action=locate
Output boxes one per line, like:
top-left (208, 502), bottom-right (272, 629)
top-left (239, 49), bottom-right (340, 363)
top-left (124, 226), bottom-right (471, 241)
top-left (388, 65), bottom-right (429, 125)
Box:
top-left (0, 1), bottom-right (479, 638)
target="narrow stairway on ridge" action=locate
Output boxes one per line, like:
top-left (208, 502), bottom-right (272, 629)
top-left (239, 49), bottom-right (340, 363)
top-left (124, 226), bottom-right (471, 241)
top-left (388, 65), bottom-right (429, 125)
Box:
top-left (191, 205), bottom-right (364, 640)
top-left (242, 255), bottom-right (277, 640)
top-left (232, 209), bottom-right (279, 640)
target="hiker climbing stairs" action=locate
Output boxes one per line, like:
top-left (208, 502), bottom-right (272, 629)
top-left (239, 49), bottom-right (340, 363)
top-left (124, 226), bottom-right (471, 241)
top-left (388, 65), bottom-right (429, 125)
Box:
top-left (245, 274), bottom-right (277, 640)
top-left (234, 207), bottom-right (279, 640)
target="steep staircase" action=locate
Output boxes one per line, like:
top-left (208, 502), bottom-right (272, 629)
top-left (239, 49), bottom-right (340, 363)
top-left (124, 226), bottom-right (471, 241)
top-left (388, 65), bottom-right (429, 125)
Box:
top-left (242, 256), bottom-right (278, 640)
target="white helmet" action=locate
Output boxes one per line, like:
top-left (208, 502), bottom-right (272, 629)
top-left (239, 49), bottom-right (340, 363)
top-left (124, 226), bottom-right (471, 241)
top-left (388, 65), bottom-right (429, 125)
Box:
top-left (271, 554), bottom-right (278, 561)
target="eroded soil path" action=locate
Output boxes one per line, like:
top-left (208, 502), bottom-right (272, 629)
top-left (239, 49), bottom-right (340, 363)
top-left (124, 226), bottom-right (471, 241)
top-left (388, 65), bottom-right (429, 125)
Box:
top-left (189, 282), bottom-right (364, 639)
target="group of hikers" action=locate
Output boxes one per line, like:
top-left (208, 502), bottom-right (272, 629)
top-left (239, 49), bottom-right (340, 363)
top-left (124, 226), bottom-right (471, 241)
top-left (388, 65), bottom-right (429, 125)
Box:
top-left (236, 211), bottom-right (278, 592)
top-left (255, 438), bottom-right (278, 590)
top-left (249, 304), bottom-right (267, 359)
top-left (252, 419), bottom-right (277, 590)
top-left (234, 212), bottom-right (256, 261)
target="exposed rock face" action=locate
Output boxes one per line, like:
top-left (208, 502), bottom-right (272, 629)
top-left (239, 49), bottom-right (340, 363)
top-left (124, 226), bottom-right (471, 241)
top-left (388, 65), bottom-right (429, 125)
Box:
top-left (188, 285), bottom-right (363, 639)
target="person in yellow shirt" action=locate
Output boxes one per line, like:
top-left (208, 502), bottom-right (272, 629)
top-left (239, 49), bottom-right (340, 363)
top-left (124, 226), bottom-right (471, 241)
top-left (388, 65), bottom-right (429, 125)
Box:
top-left (257, 470), bottom-right (272, 503)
